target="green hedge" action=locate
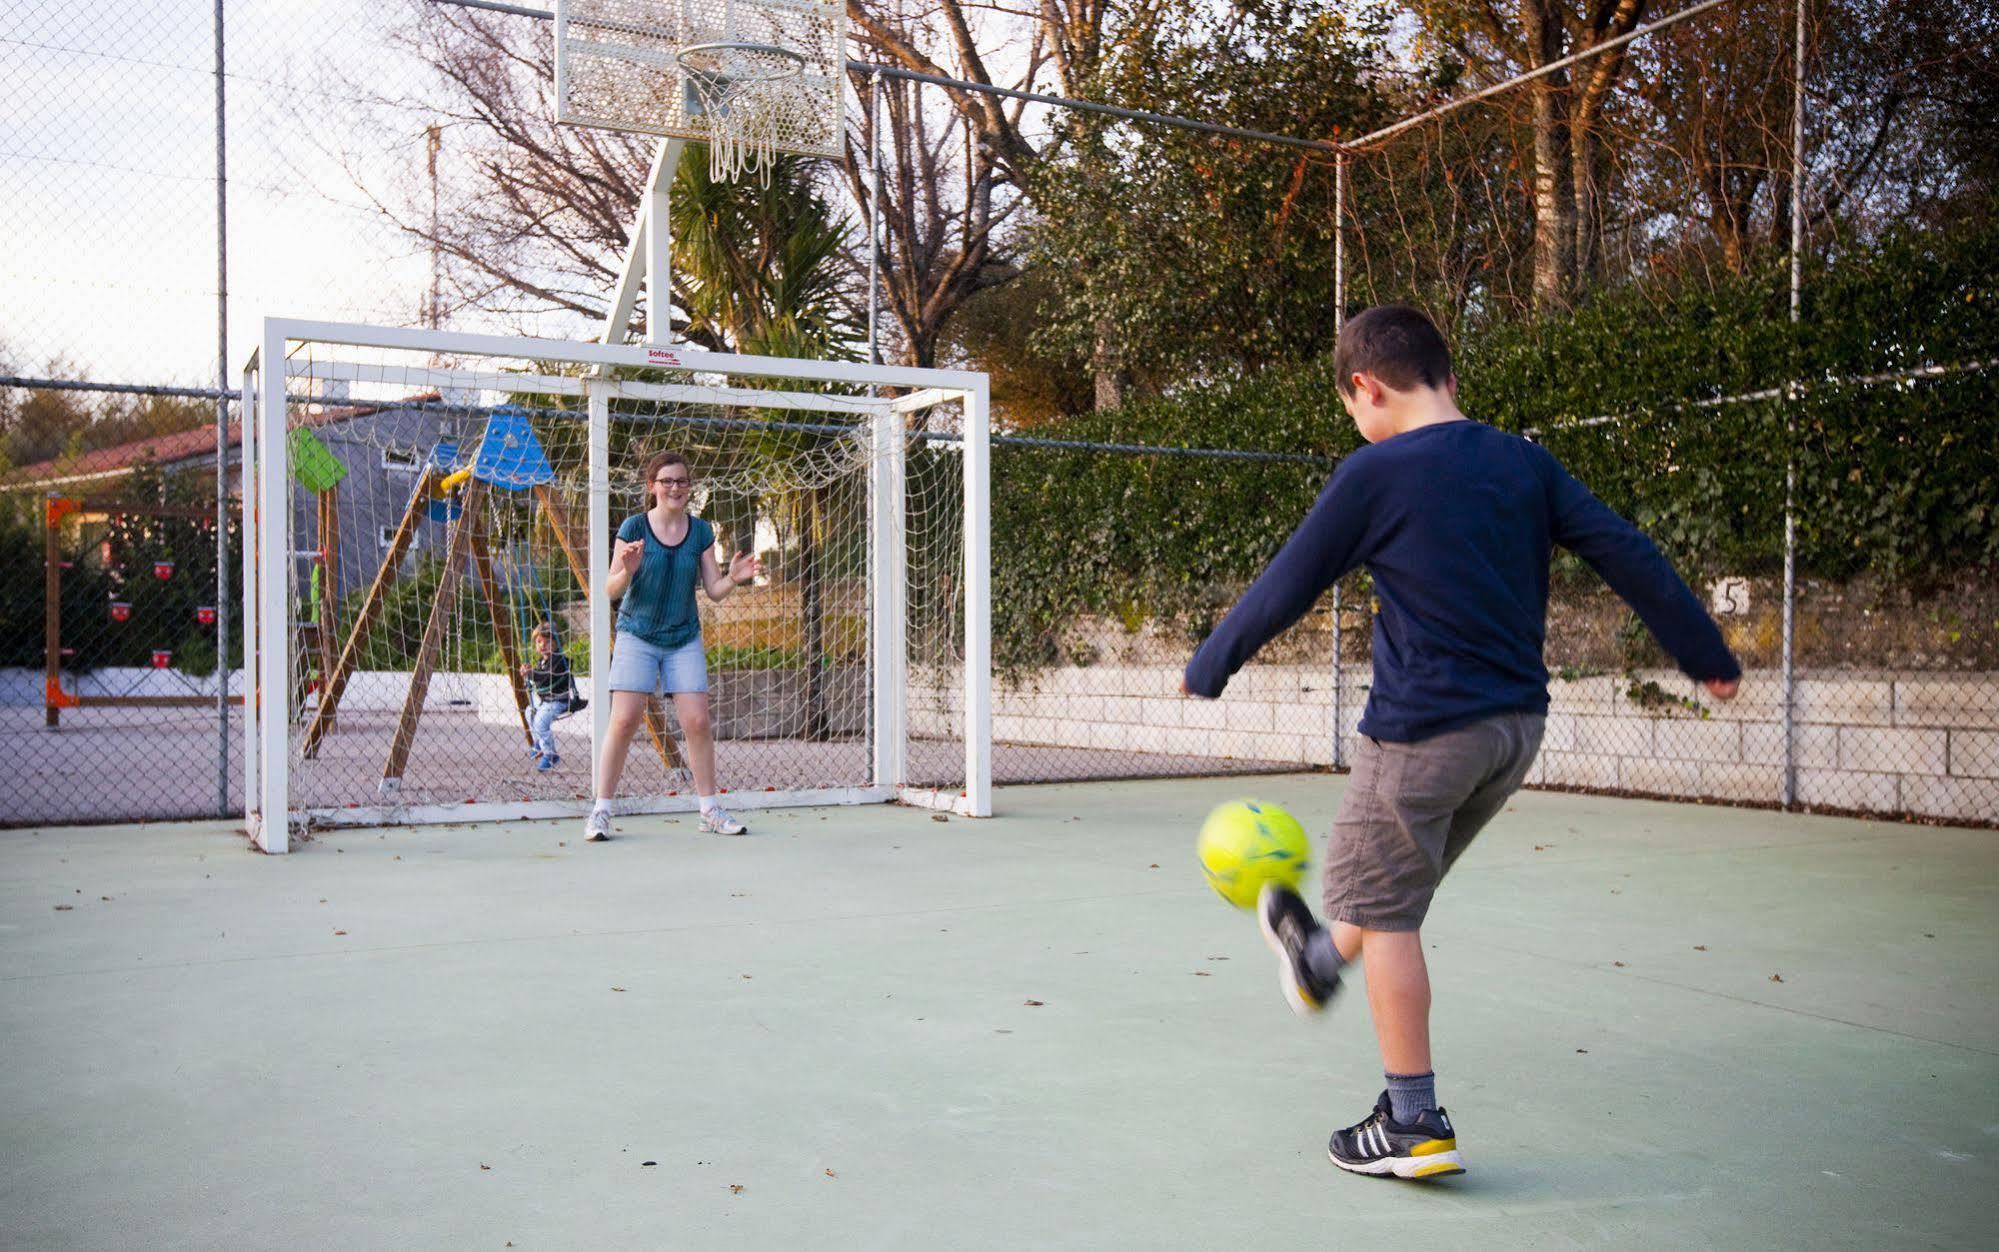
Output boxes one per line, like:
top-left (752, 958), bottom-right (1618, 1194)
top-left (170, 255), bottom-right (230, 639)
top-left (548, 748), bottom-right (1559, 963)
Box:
top-left (992, 222), bottom-right (1999, 671)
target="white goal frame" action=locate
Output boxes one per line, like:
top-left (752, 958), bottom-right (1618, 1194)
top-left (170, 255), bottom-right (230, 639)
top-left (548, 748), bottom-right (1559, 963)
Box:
top-left (241, 317), bottom-right (991, 852)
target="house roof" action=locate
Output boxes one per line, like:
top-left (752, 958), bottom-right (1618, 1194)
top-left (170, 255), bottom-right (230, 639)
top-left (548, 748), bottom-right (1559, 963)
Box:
top-left (2, 393), bottom-right (443, 493)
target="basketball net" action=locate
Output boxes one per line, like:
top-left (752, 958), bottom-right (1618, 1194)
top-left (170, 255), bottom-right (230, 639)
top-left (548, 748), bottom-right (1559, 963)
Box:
top-left (678, 43), bottom-right (805, 184)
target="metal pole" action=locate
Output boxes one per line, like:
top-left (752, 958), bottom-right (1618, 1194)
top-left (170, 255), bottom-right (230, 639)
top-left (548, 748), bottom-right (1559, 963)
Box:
top-left (1331, 155), bottom-right (1346, 770)
top-left (863, 68), bottom-right (882, 786)
top-left (1781, 0), bottom-right (1805, 807)
top-left (214, 0), bottom-right (232, 818)
top-left (868, 69), bottom-right (882, 368)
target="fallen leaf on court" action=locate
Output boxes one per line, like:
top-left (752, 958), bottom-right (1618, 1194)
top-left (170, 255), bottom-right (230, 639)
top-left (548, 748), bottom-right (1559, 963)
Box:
top-left (729, 1184), bottom-right (745, 1194)
top-left (611, 987), bottom-right (626, 993)
top-left (100, 896), bottom-right (111, 901)
top-left (1024, 999), bottom-right (1044, 1006)
top-left (53, 904), bottom-right (72, 911)
top-left (742, 974), bottom-right (752, 980)
top-left (480, 1163), bottom-right (491, 1171)
top-left (1192, 971), bottom-right (1211, 977)
top-left (824, 1168), bottom-right (836, 1178)
top-left (1612, 960), bottom-right (1626, 968)
top-left (931, 814), bottom-right (949, 822)
top-left (1576, 1048), bottom-right (1588, 1054)
top-left (1206, 955), bottom-right (1228, 961)
top-left (1148, 863), bottom-right (1159, 869)
top-left (319, 899), bottom-right (326, 904)
top-left (1924, 933), bottom-right (1935, 939)
top-left (1533, 844), bottom-right (1550, 851)
top-left (334, 930), bottom-right (347, 936)
top-left (1769, 973), bottom-right (1784, 982)
top-left (1694, 945), bottom-right (1708, 951)
top-left (642, 1161), bottom-right (656, 1167)
top-left (393, 855), bottom-right (401, 861)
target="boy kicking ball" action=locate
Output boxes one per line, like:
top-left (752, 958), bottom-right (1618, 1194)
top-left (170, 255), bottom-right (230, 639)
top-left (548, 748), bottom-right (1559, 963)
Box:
top-left (1182, 305), bottom-right (1741, 1180)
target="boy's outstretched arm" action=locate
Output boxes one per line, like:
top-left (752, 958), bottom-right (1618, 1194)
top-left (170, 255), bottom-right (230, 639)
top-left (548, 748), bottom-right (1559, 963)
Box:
top-left (1183, 468), bottom-right (1370, 699)
top-left (1540, 453), bottom-right (1742, 689)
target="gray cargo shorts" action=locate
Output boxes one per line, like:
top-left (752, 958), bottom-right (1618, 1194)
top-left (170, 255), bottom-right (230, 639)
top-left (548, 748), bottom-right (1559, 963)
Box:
top-left (1324, 711), bottom-right (1546, 931)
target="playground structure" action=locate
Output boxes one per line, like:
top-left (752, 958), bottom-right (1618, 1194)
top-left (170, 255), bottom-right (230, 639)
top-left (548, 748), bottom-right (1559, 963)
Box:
top-left (43, 495), bottom-right (239, 726)
top-left (298, 406), bottom-right (684, 793)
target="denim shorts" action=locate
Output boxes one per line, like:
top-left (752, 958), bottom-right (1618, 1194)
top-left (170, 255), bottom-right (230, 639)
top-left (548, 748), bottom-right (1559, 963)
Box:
top-left (607, 631), bottom-right (709, 695)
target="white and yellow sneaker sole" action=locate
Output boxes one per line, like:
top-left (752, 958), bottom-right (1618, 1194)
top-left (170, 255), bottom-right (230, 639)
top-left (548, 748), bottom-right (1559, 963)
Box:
top-left (1329, 1137), bottom-right (1467, 1180)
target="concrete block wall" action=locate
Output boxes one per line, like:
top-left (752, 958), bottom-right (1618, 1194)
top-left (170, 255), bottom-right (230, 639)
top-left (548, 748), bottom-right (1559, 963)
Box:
top-left (916, 665), bottom-right (1999, 824)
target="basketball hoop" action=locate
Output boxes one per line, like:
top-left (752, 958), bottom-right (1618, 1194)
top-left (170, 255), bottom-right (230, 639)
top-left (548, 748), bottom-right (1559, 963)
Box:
top-left (675, 41), bottom-right (807, 183)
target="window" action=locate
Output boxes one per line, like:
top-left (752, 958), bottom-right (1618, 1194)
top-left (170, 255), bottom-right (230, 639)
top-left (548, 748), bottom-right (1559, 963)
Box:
top-left (379, 525), bottom-right (415, 551)
top-left (380, 444), bottom-right (421, 472)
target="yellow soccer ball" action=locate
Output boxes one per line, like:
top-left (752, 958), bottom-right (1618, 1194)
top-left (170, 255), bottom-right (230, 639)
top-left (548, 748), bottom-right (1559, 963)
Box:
top-left (1196, 799), bottom-right (1311, 910)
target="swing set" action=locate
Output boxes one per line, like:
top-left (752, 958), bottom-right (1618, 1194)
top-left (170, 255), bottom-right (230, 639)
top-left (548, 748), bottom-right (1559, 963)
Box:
top-left (300, 407), bottom-right (686, 791)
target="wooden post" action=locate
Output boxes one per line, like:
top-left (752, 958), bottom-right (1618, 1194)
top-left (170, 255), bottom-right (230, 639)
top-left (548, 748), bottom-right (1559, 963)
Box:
top-left (316, 484), bottom-right (340, 699)
top-left (534, 483), bottom-right (589, 591)
top-left (465, 498), bottom-right (533, 747)
top-left (302, 466), bottom-right (434, 758)
top-left (382, 476), bottom-right (486, 789)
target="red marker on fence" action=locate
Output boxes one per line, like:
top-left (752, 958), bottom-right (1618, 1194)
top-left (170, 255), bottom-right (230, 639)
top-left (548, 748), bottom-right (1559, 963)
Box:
top-left (110, 601), bottom-right (132, 623)
top-left (153, 561), bottom-right (175, 581)
top-left (151, 650), bottom-right (172, 669)
top-left (196, 606), bottom-right (216, 626)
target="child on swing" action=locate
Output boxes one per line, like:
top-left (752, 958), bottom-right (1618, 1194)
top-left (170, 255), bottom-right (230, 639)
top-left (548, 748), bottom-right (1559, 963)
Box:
top-left (522, 623), bottom-right (581, 772)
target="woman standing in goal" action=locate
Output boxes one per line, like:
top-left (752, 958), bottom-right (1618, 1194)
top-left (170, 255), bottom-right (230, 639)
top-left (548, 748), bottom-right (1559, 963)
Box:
top-left (585, 450), bottom-right (759, 841)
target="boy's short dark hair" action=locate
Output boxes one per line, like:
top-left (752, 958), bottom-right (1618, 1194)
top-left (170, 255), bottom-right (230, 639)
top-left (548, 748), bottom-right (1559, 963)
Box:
top-left (1333, 305), bottom-right (1454, 397)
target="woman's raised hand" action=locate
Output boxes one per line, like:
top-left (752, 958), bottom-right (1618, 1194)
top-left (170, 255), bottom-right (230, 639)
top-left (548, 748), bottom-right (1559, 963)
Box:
top-left (729, 551), bottom-right (761, 586)
top-left (613, 538), bottom-right (644, 574)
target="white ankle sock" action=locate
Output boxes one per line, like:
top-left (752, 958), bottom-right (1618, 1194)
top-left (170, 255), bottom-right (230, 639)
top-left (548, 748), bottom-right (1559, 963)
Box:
top-left (592, 798), bottom-right (612, 815)
top-left (699, 794), bottom-right (719, 814)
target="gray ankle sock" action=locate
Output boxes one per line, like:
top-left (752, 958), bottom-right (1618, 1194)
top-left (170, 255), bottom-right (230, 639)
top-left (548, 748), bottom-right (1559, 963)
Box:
top-left (1385, 1071), bottom-right (1438, 1124)
top-left (1303, 928), bottom-right (1346, 983)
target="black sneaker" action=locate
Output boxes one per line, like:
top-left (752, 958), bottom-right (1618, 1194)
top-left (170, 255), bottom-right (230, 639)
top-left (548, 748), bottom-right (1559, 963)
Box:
top-left (1256, 883), bottom-right (1340, 1015)
top-left (1328, 1091), bottom-right (1465, 1179)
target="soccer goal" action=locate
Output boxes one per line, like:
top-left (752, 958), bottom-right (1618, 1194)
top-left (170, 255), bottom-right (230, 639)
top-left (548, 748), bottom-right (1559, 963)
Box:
top-left (240, 319), bottom-right (989, 851)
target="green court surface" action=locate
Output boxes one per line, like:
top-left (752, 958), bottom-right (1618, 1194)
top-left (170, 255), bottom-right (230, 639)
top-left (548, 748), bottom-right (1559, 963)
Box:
top-left (2, 777), bottom-right (1994, 1249)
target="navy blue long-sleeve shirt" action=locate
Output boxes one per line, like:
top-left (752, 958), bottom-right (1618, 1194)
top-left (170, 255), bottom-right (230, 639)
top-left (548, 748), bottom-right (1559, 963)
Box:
top-left (1183, 419), bottom-right (1740, 742)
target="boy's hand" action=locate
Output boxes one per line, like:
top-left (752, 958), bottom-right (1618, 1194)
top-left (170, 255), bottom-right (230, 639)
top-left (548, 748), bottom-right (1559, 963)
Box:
top-left (1704, 677), bottom-right (1739, 700)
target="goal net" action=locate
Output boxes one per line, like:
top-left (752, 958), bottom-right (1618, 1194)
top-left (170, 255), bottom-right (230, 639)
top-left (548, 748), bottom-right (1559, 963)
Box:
top-left (241, 320), bottom-right (988, 851)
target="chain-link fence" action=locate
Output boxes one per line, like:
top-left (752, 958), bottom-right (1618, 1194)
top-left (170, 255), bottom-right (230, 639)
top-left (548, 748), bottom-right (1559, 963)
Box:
top-left (2, 1), bottom-right (1992, 828)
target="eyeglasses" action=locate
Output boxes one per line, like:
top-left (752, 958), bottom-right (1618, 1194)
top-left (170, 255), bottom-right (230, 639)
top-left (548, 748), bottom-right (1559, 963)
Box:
top-left (654, 476), bottom-right (691, 488)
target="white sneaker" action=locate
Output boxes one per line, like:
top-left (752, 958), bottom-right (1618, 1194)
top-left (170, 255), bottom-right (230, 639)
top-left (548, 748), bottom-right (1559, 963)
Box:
top-left (584, 808), bottom-right (612, 842)
top-left (699, 806), bottom-right (746, 836)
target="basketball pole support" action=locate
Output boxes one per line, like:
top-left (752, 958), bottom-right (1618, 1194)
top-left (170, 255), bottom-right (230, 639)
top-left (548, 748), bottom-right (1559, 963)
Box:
top-left (585, 137), bottom-right (687, 787)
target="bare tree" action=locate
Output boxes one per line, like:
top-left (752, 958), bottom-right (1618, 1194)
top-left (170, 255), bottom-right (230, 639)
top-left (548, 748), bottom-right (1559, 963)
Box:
top-left (1415, 1), bottom-right (1651, 310)
top-left (841, 7), bottom-right (1025, 369)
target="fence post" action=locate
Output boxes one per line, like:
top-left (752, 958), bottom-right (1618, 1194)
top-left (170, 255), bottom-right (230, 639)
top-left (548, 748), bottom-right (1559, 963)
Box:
top-left (1780, 0), bottom-right (1807, 808)
top-left (1331, 154), bottom-right (1347, 770)
top-left (213, 0), bottom-right (232, 818)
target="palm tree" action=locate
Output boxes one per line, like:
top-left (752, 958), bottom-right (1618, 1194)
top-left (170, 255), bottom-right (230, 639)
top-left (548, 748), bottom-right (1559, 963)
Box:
top-left (668, 153), bottom-right (860, 741)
